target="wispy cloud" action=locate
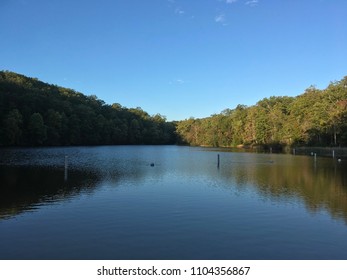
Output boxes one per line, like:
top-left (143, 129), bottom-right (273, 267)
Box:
top-left (169, 79), bottom-right (186, 85)
top-left (175, 7), bottom-right (185, 15)
top-left (215, 13), bottom-right (226, 23)
top-left (226, 0), bottom-right (238, 4)
top-left (245, 0), bottom-right (259, 7)
top-left (168, 0), bottom-right (187, 17)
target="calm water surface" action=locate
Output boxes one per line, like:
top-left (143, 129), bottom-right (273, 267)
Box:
top-left (1, 146), bottom-right (347, 259)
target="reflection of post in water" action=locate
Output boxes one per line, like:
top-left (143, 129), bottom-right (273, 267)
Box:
top-left (64, 155), bottom-right (68, 181)
top-left (217, 154), bottom-right (220, 169)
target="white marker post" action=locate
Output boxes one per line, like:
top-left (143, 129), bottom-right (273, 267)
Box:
top-left (64, 155), bottom-right (68, 181)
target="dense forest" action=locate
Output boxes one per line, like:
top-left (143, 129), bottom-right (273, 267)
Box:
top-left (176, 76), bottom-right (347, 148)
top-left (1, 70), bottom-right (347, 148)
top-left (0, 71), bottom-right (176, 146)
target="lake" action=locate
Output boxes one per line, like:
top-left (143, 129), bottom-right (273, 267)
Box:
top-left (1, 145), bottom-right (347, 260)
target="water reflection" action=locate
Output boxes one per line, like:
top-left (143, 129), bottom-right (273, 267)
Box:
top-left (217, 152), bottom-right (347, 223)
top-left (0, 166), bottom-right (101, 219)
top-left (1, 147), bottom-right (347, 224)
top-left (1, 146), bottom-right (347, 260)
top-left (0, 146), bottom-right (167, 220)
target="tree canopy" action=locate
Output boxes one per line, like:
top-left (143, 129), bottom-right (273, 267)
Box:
top-left (176, 77), bottom-right (347, 148)
top-left (0, 71), bottom-right (177, 146)
top-left (1, 70), bottom-right (347, 148)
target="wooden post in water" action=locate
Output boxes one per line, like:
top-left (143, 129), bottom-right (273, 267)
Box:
top-left (64, 155), bottom-right (68, 181)
top-left (333, 150), bottom-right (335, 159)
top-left (217, 154), bottom-right (220, 168)
top-left (314, 153), bottom-right (317, 161)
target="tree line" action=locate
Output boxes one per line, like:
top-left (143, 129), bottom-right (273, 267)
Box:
top-left (176, 77), bottom-right (347, 148)
top-left (0, 71), bottom-right (177, 146)
top-left (1, 70), bottom-right (347, 148)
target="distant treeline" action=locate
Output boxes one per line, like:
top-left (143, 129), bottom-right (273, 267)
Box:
top-left (176, 77), bottom-right (347, 148)
top-left (0, 71), bottom-right (176, 146)
top-left (1, 70), bottom-right (347, 148)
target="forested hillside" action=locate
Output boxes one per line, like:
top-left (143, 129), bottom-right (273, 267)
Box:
top-left (0, 71), bottom-right (176, 146)
top-left (2, 71), bottom-right (347, 148)
top-left (176, 77), bottom-right (347, 148)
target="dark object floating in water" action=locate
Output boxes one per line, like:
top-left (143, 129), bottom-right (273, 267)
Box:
top-left (150, 163), bottom-right (155, 167)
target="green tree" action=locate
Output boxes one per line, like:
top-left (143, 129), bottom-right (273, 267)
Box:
top-left (28, 113), bottom-right (47, 145)
top-left (46, 109), bottom-right (62, 145)
top-left (129, 119), bottom-right (142, 144)
top-left (2, 109), bottom-right (23, 145)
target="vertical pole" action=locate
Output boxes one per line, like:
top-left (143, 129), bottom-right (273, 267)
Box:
top-left (293, 148), bottom-right (296, 155)
top-left (314, 153), bottom-right (317, 161)
top-left (217, 154), bottom-right (220, 168)
top-left (270, 147), bottom-right (272, 154)
top-left (64, 155), bottom-right (68, 181)
top-left (332, 150), bottom-right (335, 159)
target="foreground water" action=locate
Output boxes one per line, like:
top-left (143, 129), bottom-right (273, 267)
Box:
top-left (1, 146), bottom-right (347, 259)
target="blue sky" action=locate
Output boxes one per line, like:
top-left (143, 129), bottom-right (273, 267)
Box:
top-left (1, 0), bottom-right (346, 121)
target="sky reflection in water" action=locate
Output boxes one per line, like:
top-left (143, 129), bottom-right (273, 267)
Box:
top-left (1, 146), bottom-right (347, 259)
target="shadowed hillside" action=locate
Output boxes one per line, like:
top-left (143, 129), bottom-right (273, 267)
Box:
top-left (0, 71), bottom-right (177, 146)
